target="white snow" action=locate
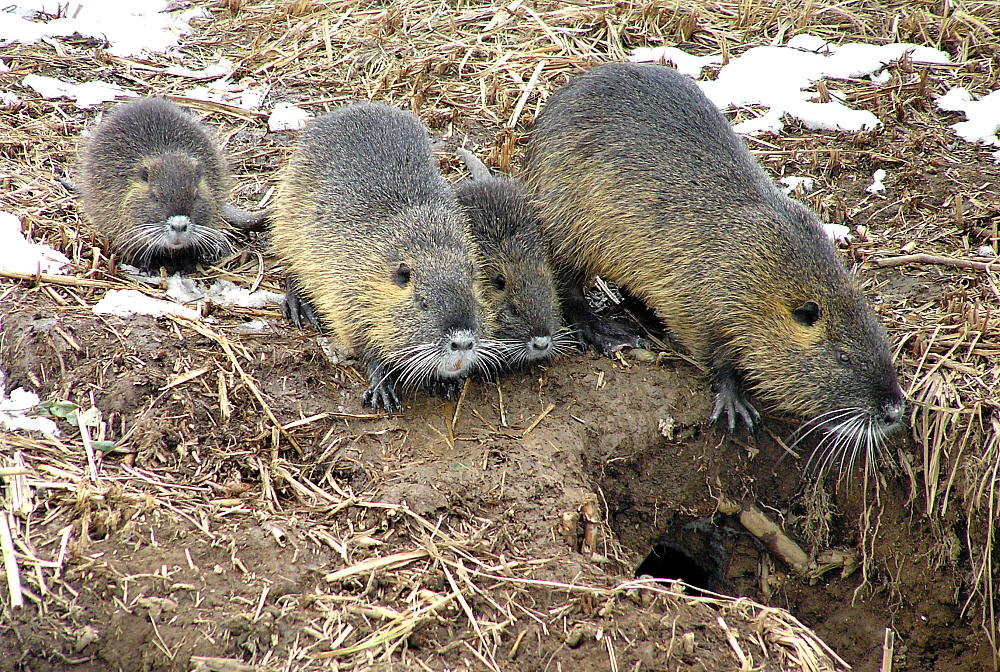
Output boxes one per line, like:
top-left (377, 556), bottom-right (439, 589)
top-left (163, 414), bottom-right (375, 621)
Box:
top-left (93, 274), bottom-right (283, 320)
top-left (0, 211), bottom-right (70, 275)
top-left (22, 73), bottom-right (135, 108)
top-left (92, 289), bottom-right (201, 319)
top-left (0, 1), bottom-right (209, 58)
top-left (936, 87), bottom-right (1000, 160)
top-left (232, 319), bottom-right (273, 335)
top-left (0, 370), bottom-right (59, 435)
top-left (164, 276), bottom-right (284, 309)
top-left (628, 46), bottom-right (722, 78)
top-left (976, 245), bottom-right (996, 259)
top-left (631, 34), bottom-right (950, 135)
top-left (268, 102), bottom-right (312, 132)
top-left (0, 91), bottom-right (20, 107)
top-left (866, 169), bottom-right (887, 194)
top-left (824, 224), bottom-right (852, 244)
top-left (779, 176), bottom-right (814, 195)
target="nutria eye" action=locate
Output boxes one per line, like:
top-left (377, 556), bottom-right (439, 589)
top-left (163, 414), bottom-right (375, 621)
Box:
top-left (508, 304), bottom-right (521, 318)
top-left (393, 263), bottom-right (411, 287)
top-left (491, 274), bottom-right (506, 291)
top-left (837, 350), bottom-right (851, 365)
top-left (417, 296), bottom-right (429, 311)
top-left (792, 300), bottom-right (821, 327)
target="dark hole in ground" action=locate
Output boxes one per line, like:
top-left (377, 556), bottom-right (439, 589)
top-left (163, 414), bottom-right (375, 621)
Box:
top-left (635, 542), bottom-right (712, 589)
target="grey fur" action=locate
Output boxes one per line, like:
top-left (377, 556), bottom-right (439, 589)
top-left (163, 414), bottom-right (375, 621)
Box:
top-left (522, 63), bottom-right (905, 458)
top-left (270, 103), bottom-right (492, 412)
top-left (79, 97), bottom-right (235, 274)
top-left (455, 148), bottom-right (563, 367)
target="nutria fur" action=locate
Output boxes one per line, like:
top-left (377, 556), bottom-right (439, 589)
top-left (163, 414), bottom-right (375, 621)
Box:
top-left (455, 147), bottom-right (563, 367)
top-left (270, 103), bottom-right (492, 412)
top-left (79, 97), bottom-right (239, 274)
top-left (522, 63), bottom-right (905, 453)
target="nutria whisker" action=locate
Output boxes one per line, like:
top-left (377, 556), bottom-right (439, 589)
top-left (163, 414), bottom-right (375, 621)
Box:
top-left (787, 407), bottom-right (862, 452)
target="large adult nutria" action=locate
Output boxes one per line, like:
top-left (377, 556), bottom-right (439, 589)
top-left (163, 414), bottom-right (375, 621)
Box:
top-left (79, 97), bottom-right (267, 274)
top-left (522, 62), bottom-right (905, 455)
top-left (270, 103), bottom-right (493, 412)
top-left (454, 147), bottom-right (564, 367)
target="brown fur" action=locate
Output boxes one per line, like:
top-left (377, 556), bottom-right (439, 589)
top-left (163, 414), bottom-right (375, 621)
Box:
top-left (79, 97), bottom-right (233, 274)
top-left (270, 103), bottom-right (491, 411)
top-left (523, 63), bottom-right (905, 439)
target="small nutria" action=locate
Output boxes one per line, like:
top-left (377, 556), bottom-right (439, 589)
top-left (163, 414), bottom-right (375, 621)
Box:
top-left (79, 97), bottom-right (264, 274)
top-left (454, 147), bottom-right (564, 367)
top-left (522, 62), bottom-right (905, 452)
top-left (271, 103), bottom-right (493, 412)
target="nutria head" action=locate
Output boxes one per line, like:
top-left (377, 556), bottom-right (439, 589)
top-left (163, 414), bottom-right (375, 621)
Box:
top-left (115, 151), bottom-right (232, 272)
top-left (456, 176), bottom-right (565, 366)
top-left (80, 97), bottom-right (232, 274)
top-left (357, 202), bottom-right (494, 390)
top-left (732, 205), bottom-right (906, 476)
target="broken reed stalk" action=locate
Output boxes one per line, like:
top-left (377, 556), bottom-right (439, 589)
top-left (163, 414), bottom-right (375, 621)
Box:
top-left (874, 253), bottom-right (1000, 272)
top-left (0, 513), bottom-right (24, 608)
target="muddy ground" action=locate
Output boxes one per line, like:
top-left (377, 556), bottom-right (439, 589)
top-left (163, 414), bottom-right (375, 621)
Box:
top-left (0, 269), bottom-right (990, 671)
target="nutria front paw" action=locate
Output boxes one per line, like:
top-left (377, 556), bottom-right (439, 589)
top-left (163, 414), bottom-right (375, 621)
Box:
top-left (281, 277), bottom-right (323, 331)
top-left (363, 381), bottom-right (402, 413)
top-left (709, 388), bottom-right (761, 432)
top-left (428, 378), bottom-right (465, 400)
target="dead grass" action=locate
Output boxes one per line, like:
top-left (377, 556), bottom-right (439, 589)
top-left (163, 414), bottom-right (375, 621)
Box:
top-left (1, 0), bottom-right (999, 670)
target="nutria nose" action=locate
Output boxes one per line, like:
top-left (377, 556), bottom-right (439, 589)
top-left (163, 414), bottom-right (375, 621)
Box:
top-left (879, 401), bottom-right (905, 426)
top-left (530, 335), bottom-right (552, 353)
top-left (167, 215), bottom-right (191, 233)
top-left (448, 331), bottom-right (477, 352)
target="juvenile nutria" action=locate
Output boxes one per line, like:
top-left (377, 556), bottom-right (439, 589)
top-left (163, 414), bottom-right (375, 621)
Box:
top-left (522, 63), bottom-right (905, 453)
top-left (454, 147), bottom-right (564, 367)
top-left (271, 103), bottom-right (493, 412)
top-left (79, 97), bottom-right (264, 274)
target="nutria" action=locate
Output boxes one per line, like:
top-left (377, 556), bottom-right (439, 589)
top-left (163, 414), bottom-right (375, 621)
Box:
top-left (522, 63), bottom-right (905, 455)
top-left (79, 97), bottom-right (265, 274)
top-left (270, 103), bottom-right (493, 412)
top-left (454, 147), bottom-right (564, 367)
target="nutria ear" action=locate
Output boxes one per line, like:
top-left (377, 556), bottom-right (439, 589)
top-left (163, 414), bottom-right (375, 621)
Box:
top-left (393, 262), bottom-right (411, 287)
top-left (792, 300), bottom-right (821, 326)
top-left (137, 164), bottom-right (151, 183)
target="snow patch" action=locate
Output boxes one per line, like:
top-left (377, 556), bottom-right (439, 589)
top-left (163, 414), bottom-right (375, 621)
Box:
top-left (631, 35), bottom-right (950, 135)
top-left (0, 0), bottom-right (209, 58)
top-left (164, 276), bottom-right (284, 309)
top-left (184, 81), bottom-right (269, 111)
top-left (936, 87), bottom-right (1000, 160)
top-left (824, 224), bottom-right (852, 244)
top-left (779, 176), bottom-right (814, 195)
top-left (628, 46), bottom-right (722, 78)
top-left (92, 290), bottom-right (201, 319)
top-left (22, 73), bottom-right (135, 108)
top-left (866, 169), bottom-right (887, 194)
top-left (0, 211), bottom-right (70, 275)
top-left (0, 370), bottom-right (59, 436)
top-left (268, 102), bottom-right (312, 132)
